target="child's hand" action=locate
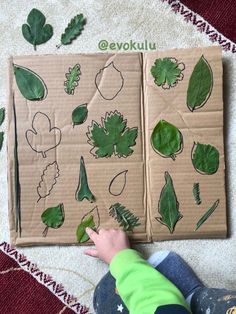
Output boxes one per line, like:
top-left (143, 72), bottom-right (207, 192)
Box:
top-left (84, 228), bottom-right (130, 264)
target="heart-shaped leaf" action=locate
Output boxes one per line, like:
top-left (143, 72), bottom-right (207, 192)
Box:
top-left (192, 142), bottom-right (219, 175)
top-left (72, 104), bottom-right (88, 127)
top-left (187, 55), bottom-right (213, 111)
top-left (151, 120), bottom-right (183, 160)
top-left (41, 203), bottom-right (65, 237)
top-left (14, 65), bottom-right (47, 101)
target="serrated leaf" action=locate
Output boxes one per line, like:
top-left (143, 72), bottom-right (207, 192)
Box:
top-left (87, 111), bottom-right (138, 158)
top-left (151, 57), bottom-right (185, 89)
top-left (76, 215), bottom-right (95, 243)
top-left (192, 142), bottom-right (219, 175)
top-left (37, 161), bottom-right (60, 202)
top-left (151, 120), bottom-right (183, 160)
top-left (156, 171), bottom-right (183, 233)
top-left (75, 156), bottom-right (95, 202)
top-left (59, 14), bottom-right (86, 46)
top-left (109, 203), bottom-right (140, 231)
top-left (72, 104), bottom-right (88, 126)
top-left (14, 65), bottom-right (46, 101)
top-left (41, 203), bottom-right (64, 236)
top-left (195, 199), bottom-right (219, 231)
top-left (64, 64), bottom-right (81, 95)
top-left (0, 132), bottom-right (4, 151)
top-left (187, 55), bottom-right (213, 111)
top-left (0, 108), bottom-right (5, 126)
top-left (22, 8), bottom-right (53, 50)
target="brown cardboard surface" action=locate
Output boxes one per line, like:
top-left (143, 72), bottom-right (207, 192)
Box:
top-left (143, 46), bottom-right (227, 240)
top-left (8, 46), bottom-right (227, 246)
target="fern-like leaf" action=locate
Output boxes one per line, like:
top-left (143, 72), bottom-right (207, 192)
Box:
top-left (193, 182), bottom-right (201, 205)
top-left (64, 64), bottom-right (81, 95)
top-left (109, 203), bottom-right (140, 231)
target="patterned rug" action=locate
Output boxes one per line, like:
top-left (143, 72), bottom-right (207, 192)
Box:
top-left (0, 0), bottom-right (236, 313)
top-left (0, 242), bottom-right (89, 314)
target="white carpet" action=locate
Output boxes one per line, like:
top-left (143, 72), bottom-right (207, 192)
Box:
top-left (0, 0), bottom-right (235, 312)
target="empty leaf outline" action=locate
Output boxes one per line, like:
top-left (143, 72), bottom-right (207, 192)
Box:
top-left (95, 62), bottom-right (124, 100)
top-left (109, 170), bottom-right (128, 196)
top-left (37, 161), bottom-right (60, 202)
top-left (25, 112), bottom-right (62, 158)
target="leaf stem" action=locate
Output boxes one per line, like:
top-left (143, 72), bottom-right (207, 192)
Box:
top-left (42, 226), bottom-right (49, 237)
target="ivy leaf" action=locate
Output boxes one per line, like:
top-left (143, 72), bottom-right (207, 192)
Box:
top-left (22, 8), bottom-right (53, 51)
top-left (58, 14), bottom-right (86, 47)
top-left (0, 132), bottom-right (4, 152)
top-left (64, 64), bottom-right (81, 95)
top-left (151, 120), bottom-right (183, 160)
top-left (109, 203), bottom-right (141, 232)
top-left (151, 57), bottom-right (185, 89)
top-left (0, 108), bottom-right (5, 127)
top-left (187, 55), bottom-right (213, 111)
top-left (72, 104), bottom-right (88, 127)
top-left (192, 142), bottom-right (219, 175)
top-left (156, 171), bottom-right (183, 233)
top-left (76, 215), bottom-right (95, 243)
top-left (195, 199), bottom-right (219, 231)
top-left (14, 65), bottom-right (47, 101)
top-left (41, 203), bottom-right (65, 237)
top-left (87, 111), bottom-right (138, 158)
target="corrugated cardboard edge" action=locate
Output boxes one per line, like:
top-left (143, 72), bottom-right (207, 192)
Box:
top-left (7, 56), bottom-right (17, 245)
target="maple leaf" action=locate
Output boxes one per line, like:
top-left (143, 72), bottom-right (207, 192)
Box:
top-left (87, 111), bottom-right (138, 158)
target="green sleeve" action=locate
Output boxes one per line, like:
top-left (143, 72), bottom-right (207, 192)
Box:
top-left (110, 249), bottom-right (190, 314)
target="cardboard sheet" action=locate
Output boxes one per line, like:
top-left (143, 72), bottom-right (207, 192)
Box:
top-left (8, 46), bottom-right (227, 246)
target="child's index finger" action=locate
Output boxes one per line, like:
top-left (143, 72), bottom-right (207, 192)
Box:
top-left (85, 227), bottom-right (98, 242)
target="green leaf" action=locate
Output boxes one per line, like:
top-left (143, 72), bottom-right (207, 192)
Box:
top-left (156, 171), bottom-right (183, 233)
top-left (14, 65), bottom-right (46, 101)
top-left (41, 203), bottom-right (65, 236)
top-left (72, 104), bottom-right (88, 127)
top-left (109, 203), bottom-right (141, 231)
top-left (76, 215), bottom-right (95, 243)
top-left (0, 132), bottom-right (4, 151)
top-left (59, 14), bottom-right (86, 46)
top-left (151, 57), bottom-right (184, 89)
top-left (75, 156), bottom-right (95, 202)
top-left (195, 199), bottom-right (219, 231)
top-left (192, 142), bottom-right (219, 175)
top-left (193, 182), bottom-right (201, 205)
top-left (87, 111), bottom-right (138, 158)
top-left (187, 55), bottom-right (213, 111)
top-left (64, 64), bottom-right (81, 95)
top-left (22, 8), bottom-right (53, 50)
top-left (0, 108), bottom-right (5, 126)
top-left (151, 120), bottom-right (183, 160)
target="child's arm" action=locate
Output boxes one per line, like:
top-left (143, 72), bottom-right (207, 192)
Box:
top-left (84, 228), bottom-right (191, 314)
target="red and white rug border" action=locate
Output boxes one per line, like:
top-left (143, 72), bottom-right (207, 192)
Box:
top-left (0, 242), bottom-right (90, 314)
top-left (162, 0), bottom-right (236, 53)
